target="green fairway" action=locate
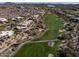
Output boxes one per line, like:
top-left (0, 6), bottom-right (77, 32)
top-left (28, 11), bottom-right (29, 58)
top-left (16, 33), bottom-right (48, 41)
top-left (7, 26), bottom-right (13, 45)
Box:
top-left (35, 14), bottom-right (63, 41)
top-left (15, 41), bottom-right (61, 57)
top-left (15, 14), bottom-right (63, 57)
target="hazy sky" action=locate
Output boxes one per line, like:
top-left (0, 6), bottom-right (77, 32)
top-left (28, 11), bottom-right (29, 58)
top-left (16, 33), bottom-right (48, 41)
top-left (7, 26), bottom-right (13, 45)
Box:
top-left (0, 0), bottom-right (79, 2)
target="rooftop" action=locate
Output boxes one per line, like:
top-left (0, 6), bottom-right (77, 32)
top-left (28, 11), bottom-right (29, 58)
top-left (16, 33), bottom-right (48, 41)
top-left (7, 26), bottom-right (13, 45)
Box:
top-left (0, 31), bottom-right (14, 38)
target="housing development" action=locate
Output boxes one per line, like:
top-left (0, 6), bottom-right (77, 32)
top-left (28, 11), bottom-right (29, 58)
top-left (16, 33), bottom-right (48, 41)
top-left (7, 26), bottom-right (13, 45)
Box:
top-left (0, 3), bottom-right (79, 57)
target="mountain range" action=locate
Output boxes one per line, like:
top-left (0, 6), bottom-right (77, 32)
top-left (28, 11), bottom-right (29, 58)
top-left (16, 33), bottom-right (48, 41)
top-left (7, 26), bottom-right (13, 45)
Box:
top-left (0, 2), bottom-right (79, 4)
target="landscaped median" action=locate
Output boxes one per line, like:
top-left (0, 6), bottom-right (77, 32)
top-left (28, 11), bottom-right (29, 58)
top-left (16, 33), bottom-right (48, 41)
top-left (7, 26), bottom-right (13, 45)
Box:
top-left (15, 14), bottom-right (64, 57)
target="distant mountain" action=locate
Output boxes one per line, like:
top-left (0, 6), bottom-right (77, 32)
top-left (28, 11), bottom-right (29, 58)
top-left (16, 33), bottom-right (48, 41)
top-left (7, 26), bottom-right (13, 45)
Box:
top-left (15, 2), bottom-right (79, 4)
top-left (3, 2), bottom-right (16, 5)
top-left (13, 2), bottom-right (79, 4)
top-left (0, 2), bottom-right (79, 5)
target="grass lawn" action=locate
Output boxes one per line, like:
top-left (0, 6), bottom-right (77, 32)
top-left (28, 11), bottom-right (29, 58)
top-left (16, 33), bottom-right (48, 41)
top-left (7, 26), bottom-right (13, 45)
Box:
top-left (15, 14), bottom-right (63, 57)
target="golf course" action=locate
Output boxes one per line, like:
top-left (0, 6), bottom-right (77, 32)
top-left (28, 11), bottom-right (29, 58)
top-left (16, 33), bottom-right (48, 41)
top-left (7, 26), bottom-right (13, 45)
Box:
top-left (15, 14), bottom-right (64, 57)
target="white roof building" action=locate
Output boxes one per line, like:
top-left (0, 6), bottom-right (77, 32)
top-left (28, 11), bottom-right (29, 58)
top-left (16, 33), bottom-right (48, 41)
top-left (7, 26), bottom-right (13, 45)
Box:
top-left (0, 17), bottom-right (8, 22)
top-left (17, 16), bottom-right (24, 19)
top-left (0, 31), bottom-right (14, 38)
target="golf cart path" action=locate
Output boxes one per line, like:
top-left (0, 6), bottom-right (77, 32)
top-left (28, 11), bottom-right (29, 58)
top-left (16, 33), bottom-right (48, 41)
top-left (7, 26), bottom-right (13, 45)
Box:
top-left (28, 39), bottom-right (58, 43)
